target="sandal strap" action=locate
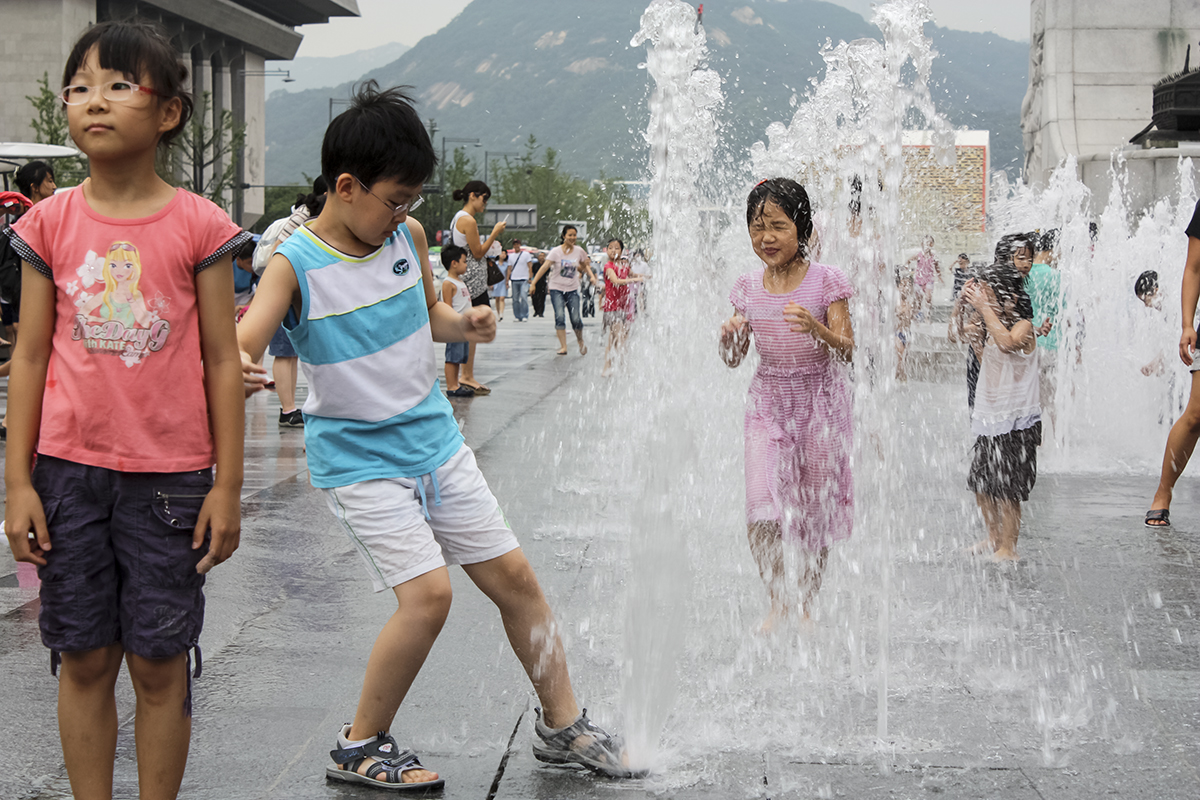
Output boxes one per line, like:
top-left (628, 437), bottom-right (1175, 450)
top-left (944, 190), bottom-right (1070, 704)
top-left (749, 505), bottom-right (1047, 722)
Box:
top-left (362, 750), bottom-right (424, 783)
top-left (330, 731), bottom-right (412, 767)
top-left (537, 708), bottom-right (623, 765)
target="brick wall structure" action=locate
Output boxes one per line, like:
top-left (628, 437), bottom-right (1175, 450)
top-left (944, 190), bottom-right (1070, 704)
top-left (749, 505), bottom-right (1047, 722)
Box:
top-left (900, 131), bottom-right (989, 260)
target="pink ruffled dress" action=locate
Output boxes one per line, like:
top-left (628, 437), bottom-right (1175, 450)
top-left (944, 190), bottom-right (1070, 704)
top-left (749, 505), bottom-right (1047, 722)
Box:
top-left (729, 263), bottom-right (855, 550)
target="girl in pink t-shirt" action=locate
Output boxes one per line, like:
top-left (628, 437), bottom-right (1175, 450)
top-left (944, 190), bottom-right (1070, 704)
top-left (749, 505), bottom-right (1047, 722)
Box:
top-left (719, 178), bottom-right (855, 632)
top-left (3, 21), bottom-right (248, 797)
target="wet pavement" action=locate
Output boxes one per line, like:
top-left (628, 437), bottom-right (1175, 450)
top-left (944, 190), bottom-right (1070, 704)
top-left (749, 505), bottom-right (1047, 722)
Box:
top-left (1, 309), bottom-right (1198, 799)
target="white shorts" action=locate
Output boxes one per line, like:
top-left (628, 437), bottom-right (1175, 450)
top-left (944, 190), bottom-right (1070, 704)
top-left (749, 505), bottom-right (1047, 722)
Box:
top-left (324, 444), bottom-right (520, 592)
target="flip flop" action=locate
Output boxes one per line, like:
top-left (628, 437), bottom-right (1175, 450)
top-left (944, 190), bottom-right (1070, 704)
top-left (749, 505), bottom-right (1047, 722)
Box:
top-left (1145, 509), bottom-right (1171, 528)
top-left (464, 383), bottom-right (491, 395)
top-left (556, 349), bottom-right (568, 355)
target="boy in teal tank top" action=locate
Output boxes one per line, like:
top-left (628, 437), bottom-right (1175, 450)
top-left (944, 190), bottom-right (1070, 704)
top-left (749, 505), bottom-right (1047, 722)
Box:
top-left (236, 82), bottom-right (636, 788)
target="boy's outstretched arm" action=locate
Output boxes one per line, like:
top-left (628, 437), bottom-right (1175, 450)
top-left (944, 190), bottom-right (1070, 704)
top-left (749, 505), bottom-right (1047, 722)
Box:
top-left (410, 217), bottom-right (496, 345)
top-left (4, 263), bottom-right (55, 565)
top-left (237, 252), bottom-right (301, 392)
top-left (195, 254), bottom-right (246, 573)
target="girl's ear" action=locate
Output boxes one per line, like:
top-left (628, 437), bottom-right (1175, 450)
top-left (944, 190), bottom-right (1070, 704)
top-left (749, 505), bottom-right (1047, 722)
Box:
top-left (158, 96), bottom-right (183, 137)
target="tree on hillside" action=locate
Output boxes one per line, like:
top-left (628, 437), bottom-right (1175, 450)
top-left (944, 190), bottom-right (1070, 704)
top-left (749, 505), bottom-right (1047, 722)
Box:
top-left (25, 73), bottom-right (89, 186)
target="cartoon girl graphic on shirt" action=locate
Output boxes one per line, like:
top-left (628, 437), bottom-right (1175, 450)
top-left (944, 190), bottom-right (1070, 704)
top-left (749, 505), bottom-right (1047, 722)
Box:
top-left (79, 241), bottom-right (152, 327)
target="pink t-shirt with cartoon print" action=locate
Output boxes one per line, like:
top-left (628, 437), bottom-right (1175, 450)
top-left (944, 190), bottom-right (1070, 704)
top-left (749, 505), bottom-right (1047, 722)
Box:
top-left (10, 186), bottom-right (248, 472)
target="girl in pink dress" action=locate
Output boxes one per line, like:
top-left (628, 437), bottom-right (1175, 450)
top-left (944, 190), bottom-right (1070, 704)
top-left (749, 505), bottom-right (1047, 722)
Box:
top-left (720, 178), bottom-right (855, 630)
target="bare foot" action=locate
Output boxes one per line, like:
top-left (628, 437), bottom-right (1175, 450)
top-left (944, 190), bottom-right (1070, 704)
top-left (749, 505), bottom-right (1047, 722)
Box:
top-left (991, 548), bottom-right (1019, 562)
top-left (579, 342), bottom-right (588, 356)
top-left (339, 759), bottom-right (439, 785)
top-left (967, 539), bottom-right (993, 556)
top-left (758, 606), bottom-right (787, 634)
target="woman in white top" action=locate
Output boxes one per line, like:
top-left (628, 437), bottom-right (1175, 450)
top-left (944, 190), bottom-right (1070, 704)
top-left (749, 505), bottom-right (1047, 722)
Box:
top-left (451, 180), bottom-right (506, 394)
top-left (531, 225), bottom-right (599, 355)
top-left (962, 262), bottom-right (1040, 561)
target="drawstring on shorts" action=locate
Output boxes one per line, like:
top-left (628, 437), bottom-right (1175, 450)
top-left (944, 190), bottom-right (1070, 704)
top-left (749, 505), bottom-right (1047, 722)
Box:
top-left (412, 471), bottom-right (443, 520)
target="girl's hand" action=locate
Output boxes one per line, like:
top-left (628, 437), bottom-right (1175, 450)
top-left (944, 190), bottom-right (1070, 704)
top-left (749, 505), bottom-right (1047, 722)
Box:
top-left (1180, 327), bottom-right (1197, 366)
top-left (194, 485), bottom-right (241, 574)
top-left (461, 305), bottom-right (497, 343)
top-left (1036, 318), bottom-right (1053, 337)
top-left (784, 302), bottom-right (820, 335)
top-left (720, 314), bottom-right (749, 346)
top-left (4, 485), bottom-right (50, 566)
top-left (241, 351), bottom-right (269, 397)
top-left (962, 280), bottom-right (993, 312)
top-left (491, 221), bottom-right (507, 237)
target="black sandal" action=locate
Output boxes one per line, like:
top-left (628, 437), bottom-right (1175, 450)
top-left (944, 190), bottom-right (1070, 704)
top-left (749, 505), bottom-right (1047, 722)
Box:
top-left (1145, 509), bottom-right (1171, 528)
top-left (327, 729), bottom-right (444, 792)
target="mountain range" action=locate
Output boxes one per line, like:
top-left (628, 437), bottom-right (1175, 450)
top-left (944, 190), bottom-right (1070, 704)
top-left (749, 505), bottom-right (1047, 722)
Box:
top-left (264, 0), bottom-right (1029, 186)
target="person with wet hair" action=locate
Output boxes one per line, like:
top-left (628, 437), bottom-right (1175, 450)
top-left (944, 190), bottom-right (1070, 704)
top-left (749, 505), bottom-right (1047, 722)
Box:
top-left (1146, 198), bottom-right (1200, 527)
top-left (1027, 228), bottom-right (1062, 429)
top-left (237, 80), bottom-right (636, 787)
top-left (5, 20), bottom-right (249, 799)
top-left (719, 178), bottom-right (855, 631)
top-left (961, 262), bottom-right (1039, 560)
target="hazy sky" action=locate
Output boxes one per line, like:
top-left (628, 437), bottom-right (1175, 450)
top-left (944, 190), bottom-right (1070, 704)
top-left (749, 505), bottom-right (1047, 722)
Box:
top-left (296, 0), bottom-right (1031, 59)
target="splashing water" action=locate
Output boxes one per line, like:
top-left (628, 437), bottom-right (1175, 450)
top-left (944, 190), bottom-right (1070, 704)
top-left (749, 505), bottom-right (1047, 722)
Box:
top-left (551, 0), bottom-right (1192, 786)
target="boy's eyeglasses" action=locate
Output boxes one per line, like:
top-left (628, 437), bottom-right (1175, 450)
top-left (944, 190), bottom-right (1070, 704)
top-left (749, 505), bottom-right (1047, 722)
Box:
top-left (61, 81), bottom-right (165, 105)
top-left (354, 176), bottom-right (423, 216)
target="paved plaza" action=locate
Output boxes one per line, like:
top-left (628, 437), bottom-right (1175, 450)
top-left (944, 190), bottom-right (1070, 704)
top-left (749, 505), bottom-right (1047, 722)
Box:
top-left (1, 311), bottom-right (1198, 799)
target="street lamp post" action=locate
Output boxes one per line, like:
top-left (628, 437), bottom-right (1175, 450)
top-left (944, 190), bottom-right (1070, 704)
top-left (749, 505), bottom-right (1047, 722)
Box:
top-left (328, 97), bottom-right (352, 122)
top-left (484, 150), bottom-right (519, 185)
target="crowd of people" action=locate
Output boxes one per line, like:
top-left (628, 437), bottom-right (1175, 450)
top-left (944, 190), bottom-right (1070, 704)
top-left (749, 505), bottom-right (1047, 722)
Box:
top-left (2, 17), bottom-right (1199, 800)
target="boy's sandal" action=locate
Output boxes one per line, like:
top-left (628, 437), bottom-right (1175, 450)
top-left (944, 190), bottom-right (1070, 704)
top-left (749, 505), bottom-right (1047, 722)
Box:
top-left (446, 386), bottom-right (475, 398)
top-left (327, 731), bottom-right (444, 792)
top-left (532, 707), bottom-right (645, 779)
top-left (1145, 509), bottom-right (1171, 528)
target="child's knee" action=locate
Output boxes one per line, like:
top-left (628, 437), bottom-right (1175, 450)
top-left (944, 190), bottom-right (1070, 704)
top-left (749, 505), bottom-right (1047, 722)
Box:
top-left (60, 644), bottom-right (123, 686)
top-left (125, 651), bottom-right (188, 700)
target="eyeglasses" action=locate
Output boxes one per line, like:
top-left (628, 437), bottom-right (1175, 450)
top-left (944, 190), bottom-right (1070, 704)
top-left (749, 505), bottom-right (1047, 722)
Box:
top-left (354, 176), bottom-right (423, 217)
top-left (61, 81), bottom-right (165, 105)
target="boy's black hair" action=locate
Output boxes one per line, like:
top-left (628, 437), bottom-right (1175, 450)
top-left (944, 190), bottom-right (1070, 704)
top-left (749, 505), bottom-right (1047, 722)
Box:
top-left (322, 81), bottom-right (437, 190)
top-left (747, 178), bottom-right (814, 260)
top-left (1135, 270), bottom-right (1159, 299)
top-left (15, 161), bottom-right (54, 197)
top-left (63, 21), bottom-right (193, 147)
top-left (440, 244), bottom-right (467, 269)
top-left (452, 180), bottom-right (490, 203)
top-left (1038, 228), bottom-right (1059, 253)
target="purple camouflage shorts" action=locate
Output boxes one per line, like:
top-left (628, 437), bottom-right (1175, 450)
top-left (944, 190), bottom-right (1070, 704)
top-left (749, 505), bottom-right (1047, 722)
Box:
top-left (32, 455), bottom-right (214, 664)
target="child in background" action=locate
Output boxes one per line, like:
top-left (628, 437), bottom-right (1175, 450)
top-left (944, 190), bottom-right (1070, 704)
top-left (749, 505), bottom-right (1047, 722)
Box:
top-left (962, 265), bottom-right (1039, 560)
top-left (441, 245), bottom-right (474, 397)
top-left (1028, 229), bottom-right (1062, 429)
top-left (895, 269), bottom-right (915, 382)
top-left (232, 238), bottom-right (258, 319)
top-left (601, 237), bottom-right (645, 377)
top-left (719, 178), bottom-right (855, 631)
top-left (237, 81), bottom-right (636, 789)
top-left (908, 235), bottom-right (940, 320)
top-left (3, 21), bottom-right (247, 799)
